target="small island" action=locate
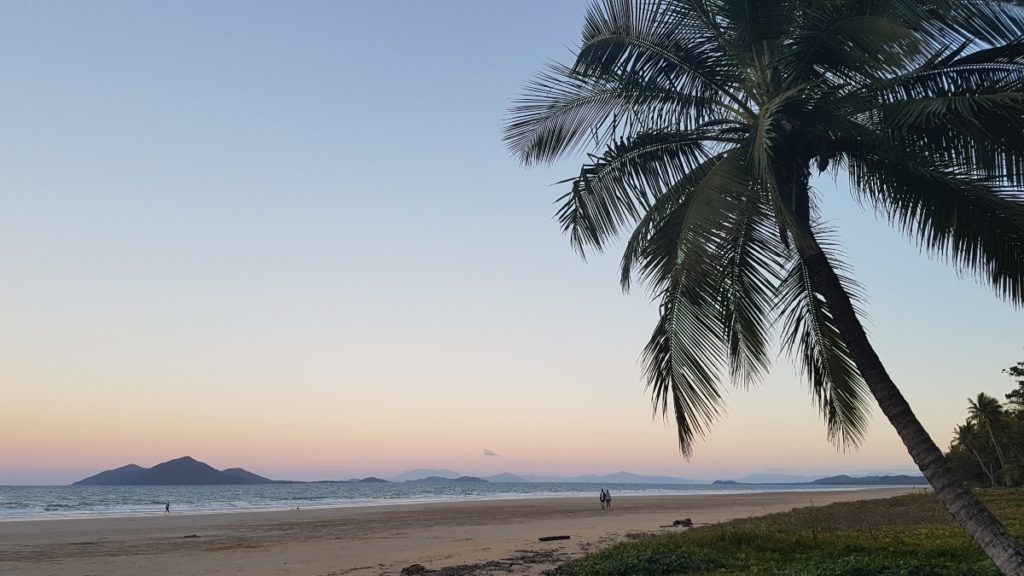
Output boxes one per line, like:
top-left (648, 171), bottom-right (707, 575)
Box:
top-left (74, 457), bottom-right (277, 486)
top-left (710, 475), bottom-right (928, 486)
top-left (406, 476), bottom-right (488, 484)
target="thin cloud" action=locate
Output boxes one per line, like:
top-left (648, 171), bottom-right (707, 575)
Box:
top-left (483, 449), bottom-right (499, 457)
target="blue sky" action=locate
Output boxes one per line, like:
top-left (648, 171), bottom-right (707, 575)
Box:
top-left (0, 1), bottom-right (1020, 484)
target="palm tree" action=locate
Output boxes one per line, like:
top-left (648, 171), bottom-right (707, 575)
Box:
top-left (505, 0), bottom-right (1024, 572)
top-left (969, 392), bottom-right (1010, 483)
top-left (955, 421), bottom-right (999, 487)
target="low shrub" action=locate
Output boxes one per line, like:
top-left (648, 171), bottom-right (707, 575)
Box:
top-left (548, 490), bottom-right (1023, 576)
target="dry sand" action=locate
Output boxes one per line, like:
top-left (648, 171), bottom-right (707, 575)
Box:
top-left (0, 488), bottom-right (923, 576)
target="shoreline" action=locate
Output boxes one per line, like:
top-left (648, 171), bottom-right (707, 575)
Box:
top-left (0, 487), bottom-right (924, 576)
top-left (0, 484), bottom-right (928, 523)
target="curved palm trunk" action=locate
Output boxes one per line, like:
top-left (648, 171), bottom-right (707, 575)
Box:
top-left (959, 427), bottom-right (999, 487)
top-left (969, 441), bottom-right (1000, 488)
top-left (982, 421), bottom-right (1010, 486)
top-left (799, 238), bottom-right (1024, 575)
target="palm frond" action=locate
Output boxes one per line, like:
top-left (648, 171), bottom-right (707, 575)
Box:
top-left (556, 128), bottom-right (715, 255)
top-left (730, 0), bottom-right (793, 46)
top-left (859, 40), bottom-right (1024, 106)
top-left (505, 63), bottom-right (723, 165)
top-left (637, 150), bottom-right (744, 454)
top-left (875, 92), bottom-right (1024, 185)
top-left (639, 152), bottom-right (745, 456)
top-left (621, 147), bottom-right (751, 292)
top-left (574, 0), bottom-right (754, 117)
top-left (782, 2), bottom-right (926, 87)
top-left (777, 234), bottom-right (872, 448)
top-left (636, 149), bottom-right (785, 453)
top-left (642, 284), bottom-right (724, 458)
top-left (748, 80), bottom-right (818, 187)
top-left (942, 0), bottom-right (1024, 46)
top-left (715, 185), bottom-right (786, 389)
top-left (619, 154), bottom-right (724, 290)
top-left (843, 139), bottom-right (1024, 304)
top-left (844, 40), bottom-right (1024, 185)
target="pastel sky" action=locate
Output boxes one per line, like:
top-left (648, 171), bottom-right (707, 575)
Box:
top-left (1, 1), bottom-right (1020, 485)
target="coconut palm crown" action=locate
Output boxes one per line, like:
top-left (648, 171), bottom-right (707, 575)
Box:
top-left (506, 0), bottom-right (1024, 573)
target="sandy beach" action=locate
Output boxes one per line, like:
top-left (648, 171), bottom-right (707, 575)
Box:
top-left (0, 488), bottom-right (923, 576)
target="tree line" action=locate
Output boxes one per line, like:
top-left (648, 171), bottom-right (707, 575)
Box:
top-left (947, 359), bottom-right (1024, 487)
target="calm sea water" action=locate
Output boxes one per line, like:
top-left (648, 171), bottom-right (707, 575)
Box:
top-left (0, 482), bottom-right (898, 521)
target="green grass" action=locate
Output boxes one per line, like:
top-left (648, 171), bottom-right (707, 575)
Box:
top-left (548, 490), bottom-right (1024, 576)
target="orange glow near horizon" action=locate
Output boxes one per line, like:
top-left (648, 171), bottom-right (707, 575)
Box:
top-left (3, 355), bottom-right (927, 484)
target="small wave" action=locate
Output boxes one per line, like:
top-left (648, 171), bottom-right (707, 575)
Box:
top-left (0, 483), bottom-right (923, 521)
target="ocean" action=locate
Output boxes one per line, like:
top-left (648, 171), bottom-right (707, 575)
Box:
top-left (0, 482), bottom-right (903, 521)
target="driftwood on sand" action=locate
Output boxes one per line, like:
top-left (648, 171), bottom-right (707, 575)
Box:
top-left (659, 518), bottom-right (694, 528)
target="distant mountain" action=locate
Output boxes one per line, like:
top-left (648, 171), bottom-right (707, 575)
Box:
top-left (73, 457), bottom-right (275, 486)
top-left (713, 474), bottom-right (929, 486)
top-left (73, 464), bottom-right (147, 485)
top-left (407, 475), bottom-right (488, 483)
top-left (576, 471), bottom-right (703, 485)
top-left (386, 468), bottom-right (704, 484)
top-left (485, 473), bottom-right (527, 482)
top-left (738, 472), bottom-right (820, 484)
top-left (357, 477), bottom-right (389, 483)
top-left (520, 471), bottom-right (703, 485)
top-left (811, 474), bottom-right (927, 486)
top-left (222, 468), bottom-right (273, 484)
top-left (391, 468), bottom-right (462, 482)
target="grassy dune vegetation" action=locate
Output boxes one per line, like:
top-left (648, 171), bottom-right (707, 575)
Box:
top-left (551, 491), bottom-right (1024, 576)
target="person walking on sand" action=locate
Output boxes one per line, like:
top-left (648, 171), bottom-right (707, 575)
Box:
top-left (599, 489), bottom-right (607, 510)
top-left (165, 502), bottom-right (170, 514)
top-left (605, 489), bottom-right (611, 509)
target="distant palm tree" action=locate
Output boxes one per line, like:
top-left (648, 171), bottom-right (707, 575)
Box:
top-left (505, 0), bottom-right (1024, 572)
top-left (955, 421), bottom-right (998, 487)
top-left (969, 392), bottom-right (1010, 482)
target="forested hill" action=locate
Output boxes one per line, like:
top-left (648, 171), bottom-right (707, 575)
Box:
top-left (73, 457), bottom-right (275, 485)
top-left (811, 475), bottom-right (927, 485)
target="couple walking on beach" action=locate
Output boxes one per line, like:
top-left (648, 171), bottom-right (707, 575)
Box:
top-left (599, 488), bottom-right (612, 510)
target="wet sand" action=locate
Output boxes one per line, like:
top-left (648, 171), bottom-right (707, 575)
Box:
top-left (0, 488), bottom-right (923, 576)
